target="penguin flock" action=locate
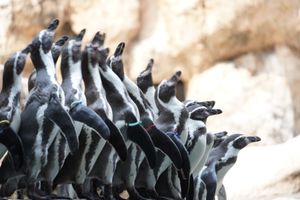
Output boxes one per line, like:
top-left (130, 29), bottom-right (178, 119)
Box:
top-left (0, 19), bottom-right (261, 200)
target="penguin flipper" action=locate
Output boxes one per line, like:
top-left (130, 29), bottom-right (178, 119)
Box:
top-left (186, 174), bottom-right (194, 200)
top-left (104, 118), bottom-right (127, 161)
top-left (69, 103), bottom-right (110, 140)
top-left (168, 134), bottom-right (191, 180)
top-left (147, 125), bottom-right (183, 169)
top-left (45, 94), bottom-right (79, 155)
top-left (201, 166), bottom-right (217, 200)
top-left (0, 124), bottom-right (23, 170)
top-left (127, 124), bottom-right (156, 169)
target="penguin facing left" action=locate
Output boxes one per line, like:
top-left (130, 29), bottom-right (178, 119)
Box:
top-left (17, 19), bottom-right (78, 199)
top-left (0, 45), bottom-right (31, 170)
top-left (198, 134), bottom-right (261, 200)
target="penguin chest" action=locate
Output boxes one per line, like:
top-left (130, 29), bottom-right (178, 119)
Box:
top-left (9, 107), bottom-right (21, 133)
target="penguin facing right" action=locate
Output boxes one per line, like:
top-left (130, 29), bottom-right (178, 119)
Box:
top-left (198, 134), bottom-right (261, 200)
top-left (17, 19), bottom-right (78, 199)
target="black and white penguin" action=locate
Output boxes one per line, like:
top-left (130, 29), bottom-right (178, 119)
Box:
top-left (54, 32), bottom-right (126, 200)
top-left (136, 59), bottom-right (159, 119)
top-left (42, 29), bottom-right (113, 198)
top-left (0, 45), bottom-right (31, 170)
top-left (184, 101), bottom-right (222, 173)
top-left (156, 101), bottom-right (223, 199)
top-left (27, 35), bottom-right (69, 92)
top-left (135, 71), bottom-right (191, 199)
top-left (97, 42), bottom-right (156, 199)
top-left (113, 57), bottom-right (189, 199)
top-left (196, 134), bottom-right (261, 200)
top-left (17, 19), bottom-right (78, 199)
top-left (111, 53), bottom-right (183, 171)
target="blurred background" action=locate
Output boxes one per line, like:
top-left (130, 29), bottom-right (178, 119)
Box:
top-left (1, 0), bottom-right (300, 199)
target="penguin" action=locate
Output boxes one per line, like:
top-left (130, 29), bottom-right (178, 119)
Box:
top-left (135, 71), bottom-right (191, 199)
top-left (0, 45), bottom-right (31, 170)
top-left (17, 19), bottom-right (78, 199)
top-left (112, 57), bottom-right (186, 199)
top-left (27, 35), bottom-right (69, 92)
top-left (96, 42), bottom-right (156, 200)
top-left (0, 35), bottom-right (70, 199)
top-left (54, 32), bottom-right (126, 200)
top-left (198, 134), bottom-right (261, 200)
top-left (136, 58), bottom-right (159, 119)
top-left (184, 101), bottom-right (222, 173)
top-left (111, 53), bottom-right (183, 170)
top-left (156, 101), bottom-right (223, 199)
top-left (41, 29), bottom-right (113, 198)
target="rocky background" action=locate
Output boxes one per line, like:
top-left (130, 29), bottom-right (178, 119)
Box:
top-left (1, 0), bottom-right (300, 199)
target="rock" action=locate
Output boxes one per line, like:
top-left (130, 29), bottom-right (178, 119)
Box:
top-left (69, 0), bottom-right (140, 53)
top-left (186, 46), bottom-right (297, 145)
top-left (224, 135), bottom-right (300, 200)
top-left (129, 0), bottom-right (300, 83)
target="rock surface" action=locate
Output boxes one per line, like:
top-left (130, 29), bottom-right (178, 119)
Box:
top-left (186, 46), bottom-right (299, 145)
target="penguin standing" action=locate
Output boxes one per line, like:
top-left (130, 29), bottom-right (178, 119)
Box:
top-left (136, 59), bottom-right (159, 119)
top-left (54, 32), bottom-right (126, 200)
top-left (0, 36), bottom-right (68, 198)
top-left (197, 134), bottom-right (261, 200)
top-left (112, 56), bottom-right (184, 199)
top-left (17, 19), bottom-right (78, 199)
top-left (0, 46), bottom-right (32, 197)
top-left (135, 71), bottom-right (191, 199)
top-left (0, 45), bottom-right (31, 170)
top-left (97, 42), bottom-right (156, 200)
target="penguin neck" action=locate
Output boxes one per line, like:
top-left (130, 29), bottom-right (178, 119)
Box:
top-left (157, 95), bottom-right (185, 128)
top-left (99, 66), bottom-right (128, 101)
top-left (99, 66), bottom-right (140, 118)
top-left (62, 59), bottom-right (82, 91)
top-left (144, 86), bottom-right (159, 119)
top-left (32, 46), bottom-right (58, 86)
top-left (1, 53), bottom-right (22, 110)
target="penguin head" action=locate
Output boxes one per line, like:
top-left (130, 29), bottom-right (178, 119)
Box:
top-left (184, 100), bottom-right (216, 109)
top-left (157, 71), bottom-right (181, 103)
top-left (63, 29), bottom-right (85, 64)
top-left (107, 42), bottom-right (125, 81)
top-left (31, 19), bottom-right (59, 54)
top-left (136, 58), bottom-right (154, 94)
top-left (2, 44), bottom-right (31, 90)
top-left (84, 32), bottom-right (101, 67)
top-left (187, 104), bottom-right (222, 123)
top-left (52, 35), bottom-right (69, 64)
top-left (220, 134), bottom-right (261, 154)
top-left (4, 44), bottom-right (31, 76)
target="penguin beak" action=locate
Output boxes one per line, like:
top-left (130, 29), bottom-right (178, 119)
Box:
top-left (75, 29), bottom-right (86, 41)
top-left (213, 131), bottom-right (228, 147)
top-left (207, 108), bottom-right (222, 116)
top-left (21, 44), bottom-right (32, 54)
top-left (114, 42), bottom-right (125, 57)
top-left (246, 136), bottom-right (261, 143)
top-left (47, 19), bottom-right (60, 31)
top-left (169, 71), bottom-right (181, 84)
top-left (54, 35), bottom-right (69, 46)
top-left (0, 123), bottom-right (24, 170)
top-left (91, 32), bottom-right (106, 46)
